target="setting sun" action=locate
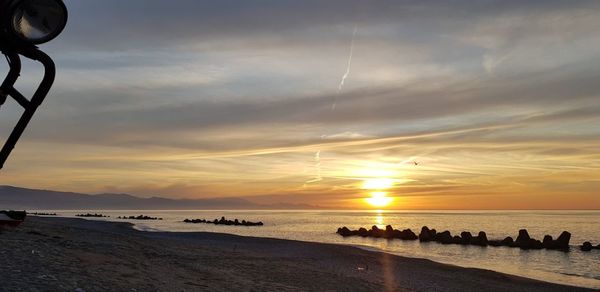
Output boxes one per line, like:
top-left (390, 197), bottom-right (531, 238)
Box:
top-left (365, 191), bottom-right (393, 207)
top-left (362, 178), bottom-right (395, 190)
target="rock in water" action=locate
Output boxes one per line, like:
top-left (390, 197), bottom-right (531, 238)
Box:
top-left (514, 229), bottom-right (531, 248)
top-left (385, 225), bottom-right (394, 238)
top-left (530, 239), bottom-right (544, 249)
top-left (358, 227), bottom-right (369, 237)
top-left (542, 235), bottom-right (554, 249)
top-left (400, 229), bottom-right (418, 240)
top-left (337, 227), bottom-right (351, 237)
top-left (419, 226), bottom-right (432, 242)
top-left (371, 225), bottom-right (385, 238)
top-left (452, 236), bottom-right (462, 244)
top-left (501, 236), bottom-right (514, 246)
top-left (555, 231), bottom-right (571, 250)
top-left (581, 242), bottom-right (593, 252)
top-left (460, 232), bottom-right (472, 245)
top-left (516, 229), bottom-right (530, 242)
top-left (472, 231), bottom-right (488, 246)
top-left (435, 231), bottom-right (453, 244)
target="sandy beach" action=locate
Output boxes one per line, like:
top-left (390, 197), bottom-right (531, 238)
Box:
top-left (0, 217), bottom-right (593, 292)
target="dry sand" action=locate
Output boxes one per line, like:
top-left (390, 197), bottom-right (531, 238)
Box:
top-left (0, 217), bottom-right (593, 292)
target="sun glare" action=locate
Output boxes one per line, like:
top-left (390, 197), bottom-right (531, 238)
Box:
top-left (362, 178), bottom-right (394, 190)
top-left (365, 191), bottom-right (393, 207)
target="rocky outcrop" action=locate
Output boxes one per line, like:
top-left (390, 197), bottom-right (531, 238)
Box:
top-left (76, 213), bottom-right (109, 218)
top-left (336, 225), bottom-right (418, 241)
top-left (337, 225), bottom-right (582, 253)
top-left (184, 217), bottom-right (263, 226)
top-left (118, 215), bottom-right (162, 220)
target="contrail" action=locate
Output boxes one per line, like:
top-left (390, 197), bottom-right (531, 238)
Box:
top-left (306, 26), bottom-right (358, 186)
top-left (332, 25), bottom-right (358, 110)
top-left (304, 150), bottom-right (322, 185)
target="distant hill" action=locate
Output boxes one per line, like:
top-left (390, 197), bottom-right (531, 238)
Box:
top-left (0, 186), bottom-right (314, 210)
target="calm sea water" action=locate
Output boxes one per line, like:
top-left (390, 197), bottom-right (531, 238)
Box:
top-left (36, 210), bottom-right (600, 289)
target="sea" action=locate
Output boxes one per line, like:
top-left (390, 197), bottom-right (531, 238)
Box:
top-left (33, 210), bottom-right (600, 289)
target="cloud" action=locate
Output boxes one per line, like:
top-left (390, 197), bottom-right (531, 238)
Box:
top-left (1, 0), bottom-right (599, 208)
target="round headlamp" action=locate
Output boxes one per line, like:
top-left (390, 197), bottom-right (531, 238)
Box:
top-left (2, 0), bottom-right (67, 45)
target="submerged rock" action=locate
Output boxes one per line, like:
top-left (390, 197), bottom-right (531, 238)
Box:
top-left (581, 242), bottom-right (593, 252)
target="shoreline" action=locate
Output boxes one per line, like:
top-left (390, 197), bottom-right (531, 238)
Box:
top-left (0, 217), bottom-right (594, 291)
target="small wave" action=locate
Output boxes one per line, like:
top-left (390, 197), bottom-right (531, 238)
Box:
top-left (558, 271), bottom-right (600, 281)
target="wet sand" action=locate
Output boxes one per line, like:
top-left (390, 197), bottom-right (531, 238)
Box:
top-left (0, 217), bottom-right (592, 291)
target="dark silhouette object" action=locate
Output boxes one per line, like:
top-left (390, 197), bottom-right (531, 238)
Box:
top-left (418, 226), bottom-right (437, 242)
top-left (0, 210), bottom-right (26, 227)
top-left (358, 227), bottom-right (369, 237)
top-left (184, 217), bottom-right (263, 226)
top-left (471, 231), bottom-right (488, 246)
top-left (460, 232), bottom-right (473, 245)
top-left (452, 235), bottom-right (462, 244)
top-left (540, 231), bottom-right (571, 250)
top-left (435, 231), bottom-right (453, 244)
top-left (76, 213), bottom-right (109, 218)
top-left (118, 215), bottom-right (162, 220)
top-left (555, 231), bottom-right (571, 250)
top-left (543, 235), bottom-right (554, 248)
top-left (30, 212), bottom-right (57, 216)
top-left (581, 242), bottom-right (593, 252)
top-left (502, 236), bottom-right (514, 246)
top-left (515, 229), bottom-right (530, 243)
top-left (400, 229), bottom-right (418, 240)
top-left (0, 0), bottom-right (68, 170)
top-left (336, 225), bottom-right (417, 241)
top-left (337, 225), bottom-right (579, 253)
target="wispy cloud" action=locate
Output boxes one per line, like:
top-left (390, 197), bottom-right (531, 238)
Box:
top-left (1, 0), bottom-right (599, 209)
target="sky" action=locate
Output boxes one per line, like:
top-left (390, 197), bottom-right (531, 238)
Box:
top-left (1, 0), bottom-right (600, 209)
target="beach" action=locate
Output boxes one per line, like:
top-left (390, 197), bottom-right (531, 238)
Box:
top-left (0, 217), bottom-right (592, 291)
